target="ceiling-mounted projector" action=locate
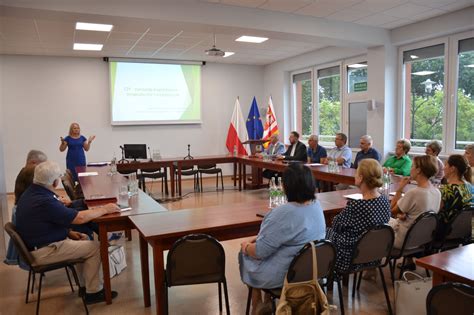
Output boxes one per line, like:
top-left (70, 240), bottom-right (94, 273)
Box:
top-left (205, 34), bottom-right (225, 57)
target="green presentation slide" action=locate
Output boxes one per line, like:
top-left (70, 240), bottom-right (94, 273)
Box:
top-left (110, 61), bottom-right (201, 125)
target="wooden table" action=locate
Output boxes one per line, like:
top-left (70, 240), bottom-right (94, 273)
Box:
top-left (77, 166), bottom-right (168, 305)
top-left (416, 244), bottom-right (474, 286)
top-left (130, 193), bottom-right (351, 315)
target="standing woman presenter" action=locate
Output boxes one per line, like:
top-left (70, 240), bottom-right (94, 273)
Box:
top-left (60, 122), bottom-right (95, 182)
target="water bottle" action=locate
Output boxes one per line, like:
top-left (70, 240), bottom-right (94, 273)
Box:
top-left (269, 177), bottom-right (276, 208)
top-left (276, 178), bottom-right (285, 206)
top-left (233, 145), bottom-right (238, 156)
top-left (383, 172), bottom-right (391, 195)
top-left (110, 157), bottom-right (117, 175)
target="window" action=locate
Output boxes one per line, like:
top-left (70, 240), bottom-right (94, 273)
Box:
top-left (455, 38), bottom-right (474, 149)
top-left (347, 62), bottom-right (368, 93)
top-left (292, 71), bottom-right (312, 138)
top-left (317, 66), bottom-right (340, 143)
top-left (402, 44), bottom-right (445, 148)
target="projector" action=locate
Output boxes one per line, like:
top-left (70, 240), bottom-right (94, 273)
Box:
top-left (205, 45), bottom-right (225, 57)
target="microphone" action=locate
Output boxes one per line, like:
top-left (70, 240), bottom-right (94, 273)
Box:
top-left (148, 146), bottom-right (152, 161)
top-left (120, 145), bottom-right (124, 150)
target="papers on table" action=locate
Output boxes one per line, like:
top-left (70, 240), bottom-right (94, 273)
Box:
top-left (78, 172), bottom-right (99, 177)
top-left (306, 163), bottom-right (324, 167)
top-left (343, 193), bottom-right (363, 200)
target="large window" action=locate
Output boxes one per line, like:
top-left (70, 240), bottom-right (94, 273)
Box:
top-left (292, 71), bottom-right (312, 138)
top-left (455, 38), bottom-right (474, 149)
top-left (402, 44), bottom-right (445, 148)
top-left (317, 66), bottom-right (341, 143)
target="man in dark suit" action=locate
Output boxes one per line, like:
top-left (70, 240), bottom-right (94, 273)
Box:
top-left (277, 131), bottom-right (307, 162)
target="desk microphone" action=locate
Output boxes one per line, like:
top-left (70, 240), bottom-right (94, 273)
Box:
top-left (148, 146), bottom-right (152, 161)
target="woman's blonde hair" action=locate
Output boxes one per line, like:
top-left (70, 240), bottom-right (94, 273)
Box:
top-left (68, 122), bottom-right (80, 136)
top-left (357, 158), bottom-right (383, 189)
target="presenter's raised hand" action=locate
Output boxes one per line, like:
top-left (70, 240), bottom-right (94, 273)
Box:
top-left (60, 136), bottom-right (66, 143)
top-left (88, 135), bottom-right (96, 143)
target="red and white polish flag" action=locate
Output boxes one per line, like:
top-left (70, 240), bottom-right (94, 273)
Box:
top-left (226, 98), bottom-right (249, 155)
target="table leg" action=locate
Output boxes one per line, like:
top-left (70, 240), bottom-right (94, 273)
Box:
top-left (99, 224), bottom-right (112, 304)
top-left (152, 241), bottom-right (165, 315)
top-left (238, 162), bottom-right (242, 191)
top-left (243, 164), bottom-right (247, 190)
top-left (170, 164), bottom-right (175, 197)
top-left (178, 164), bottom-right (182, 197)
top-left (233, 162), bottom-right (237, 187)
top-left (139, 235), bottom-right (151, 307)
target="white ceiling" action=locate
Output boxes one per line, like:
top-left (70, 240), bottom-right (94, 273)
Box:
top-left (0, 0), bottom-right (472, 65)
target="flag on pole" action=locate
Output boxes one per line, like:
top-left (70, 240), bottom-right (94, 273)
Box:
top-left (246, 97), bottom-right (264, 140)
top-left (226, 98), bottom-right (249, 155)
top-left (262, 96), bottom-right (279, 148)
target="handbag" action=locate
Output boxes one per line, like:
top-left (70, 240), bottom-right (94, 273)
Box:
top-left (394, 271), bottom-right (432, 315)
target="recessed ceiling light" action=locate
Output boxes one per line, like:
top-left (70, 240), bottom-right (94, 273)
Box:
top-left (412, 70), bottom-right (435, 76)
top-left (235, 36), bottom-right (268, 43)
top-left (465, 64), bottom-right (474, 68)
top-left (347, 63), bottom-right (367, 69)
top-left (410, 55), bottom-right (419, 59)
top-left (73, 43), bottom-right (103, 51)
top-left (224, 52), bottom-right (235, 58)
top-left (76, 22), bottom-right (113, 32)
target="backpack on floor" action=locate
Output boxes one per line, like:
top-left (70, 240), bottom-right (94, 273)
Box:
top-left (276, 242), bottom-right (330, 315)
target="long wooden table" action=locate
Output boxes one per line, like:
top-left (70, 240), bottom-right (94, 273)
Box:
top-left (129, 189), bottom-right (355, 315)
top-left (416, 244), bottom-right (474, 286)
top-left (77, 166), bottom-right (168, 304)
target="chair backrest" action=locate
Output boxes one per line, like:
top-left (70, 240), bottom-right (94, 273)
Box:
top-left (444, 209), bottom-right (472, 241)
top-left (401, 211), bottom-right (438, 251)
top-left (166, 234), bottom-right (225, 286)
top-left (426, 282), bottom-right (474, 315)
top-left (198, 164), bottom-right (217, 170)
top-left (141, 168), bottom-right (163, 175)
top-left (4, 222), bottom-right (35, 267)
top-left (178, 165), bottom-right (195, 172)
top-left (351, 224), bottom-right (394, 267)
top-left (286, 240), bottom-right (336, 283)
top-left (61, 174), bottom-right (76, 200)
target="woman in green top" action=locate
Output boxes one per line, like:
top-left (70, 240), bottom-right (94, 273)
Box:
top-left (383, 139), bottom-right (412, 176)
top-left (439, 154), bottom-right (472, 224)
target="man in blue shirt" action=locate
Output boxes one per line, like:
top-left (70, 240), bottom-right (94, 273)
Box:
top-left (16, 161), bottom-right (120, 304)
top-left (258, 134), bottom-right (285, 158)
top-left (324, 133), bottom-right (352, 168)
top-left (353, 135), bottom-right (381, 169)
top-left (307, 135), bottom-right (327, 163)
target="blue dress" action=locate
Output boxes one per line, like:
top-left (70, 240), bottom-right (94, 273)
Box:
top-left (326, 195), bottom-right (390, 273)
top-left (239, 201), bottom-right (326, 289)
top-left (64, 135), bottom-right (87, 181)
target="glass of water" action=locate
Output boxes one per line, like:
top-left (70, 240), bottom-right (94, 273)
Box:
top-left (118, 184), bottom-right (129, 207)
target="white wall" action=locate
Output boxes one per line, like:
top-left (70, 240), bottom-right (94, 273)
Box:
top-left (1, 55), bottom-right (264, 191)
top-left (0, 55), bottom-right (8, 254)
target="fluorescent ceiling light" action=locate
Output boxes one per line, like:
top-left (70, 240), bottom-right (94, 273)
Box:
top-left (410, 55), bottom-right (419, 59)
top-left (465, 64), bottom-right (474, 68)
top-left (347, 63), bottom-right (367, 68)
top-left (73, 43), bottom-right (103, 51)
top-left (235, 35), bottom-right (268, 43)
top-left (224, 52), bottom-right (235, 58)
top-left (412, 70), bottom-right (435, 76)
top-left (76, 22), bottom-right (113, 32)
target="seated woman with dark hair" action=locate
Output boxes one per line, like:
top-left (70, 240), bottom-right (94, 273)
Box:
top-left (327, 159), bottom-right (391, 274)
top-left (239, 163), bottom-right (326, 314)
top-left (437, 154), bottom-right (472, 238)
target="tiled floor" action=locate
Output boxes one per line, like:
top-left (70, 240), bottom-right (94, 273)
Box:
top-left (1, 177), bottom-right (404, 314)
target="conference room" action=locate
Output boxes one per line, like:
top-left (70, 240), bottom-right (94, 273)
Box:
top-left (1, 1), bottom-right (473, 314)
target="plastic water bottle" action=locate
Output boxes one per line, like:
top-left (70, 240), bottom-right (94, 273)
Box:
top-left (383, 172), bottom-right (391, 195)
top-left (276, 178), bottom-right (285, 206)
top-left (110, 157), bottom-right (117, 175)
top-left (269, 177), bottom-right (277, 208)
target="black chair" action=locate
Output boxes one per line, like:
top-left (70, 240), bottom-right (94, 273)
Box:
top-left (164, 234), bottom-right (230, 314)
top-left (389, 211), bottom-right (438, 282)
top-left (433, 208), bottom-right (473, 251)
top-left (4, 222), bottom-right (88, 315)
top-left (62, 169), bottom-right (84, 200)
top-left (175, 166), bottom-right (200, 192)
top-left (426, 282), bottom-right (474, 315)
top-left (335, 224), bottom-right (394, 315)
top-left (140, 168), bottom-right (168, 195)
top-left (198, 164), bottom-right (224, 191)
top-left (245, 240), bottom-right (336, 315)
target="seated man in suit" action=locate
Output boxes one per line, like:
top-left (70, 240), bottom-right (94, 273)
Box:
top-left (260, 134), bottom-right (286, 181)
top-left (307, 134), bottom-right (327, 163)
top-left (277, 131), bottom-right (307, 162)
top-left (16, 160), bottom-right (120, 304)
top-left (323, 132), bottom-right (352, 168)
top-left (353, 135), bottom-right (381, 169)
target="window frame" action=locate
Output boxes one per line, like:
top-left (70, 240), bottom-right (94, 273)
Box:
top-left (398, 31), bottom-right (473, 155)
